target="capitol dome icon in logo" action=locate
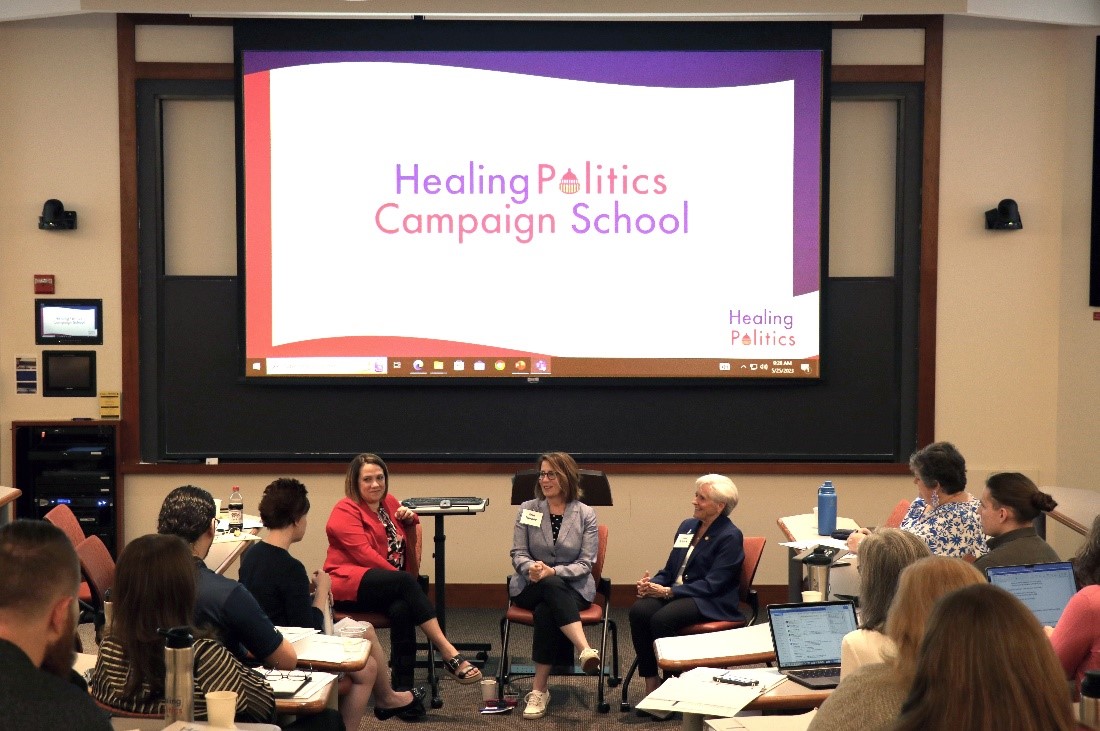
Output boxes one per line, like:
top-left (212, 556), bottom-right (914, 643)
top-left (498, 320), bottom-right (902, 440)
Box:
top-left (559, 168), bottom-right (580, 194)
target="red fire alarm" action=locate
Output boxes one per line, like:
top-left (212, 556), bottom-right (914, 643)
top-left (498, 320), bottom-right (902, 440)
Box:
top-left (34, 274), bottom-right (55, 294)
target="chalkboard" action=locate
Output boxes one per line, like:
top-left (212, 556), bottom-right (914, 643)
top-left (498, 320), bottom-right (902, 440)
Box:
top-left (136, 44), bottom-right (923, 464)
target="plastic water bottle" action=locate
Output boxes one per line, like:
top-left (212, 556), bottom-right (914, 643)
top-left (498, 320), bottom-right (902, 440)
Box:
top-left (159, 626), bottom-right (194, 723)
top-left (228, 486), bottom-right (244, 534)
top-left (817, 480), bottom-right (837, 536)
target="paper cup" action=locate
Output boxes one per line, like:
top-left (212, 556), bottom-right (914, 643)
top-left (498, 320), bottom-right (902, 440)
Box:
top-left (801, 590), bottom-right (823, 603)
top-left (480, 678), bottom-right (499, 704)
top-left (205, 690), bottom-right (237, 728)
top-left (213, 498), bottom-right (223, 513)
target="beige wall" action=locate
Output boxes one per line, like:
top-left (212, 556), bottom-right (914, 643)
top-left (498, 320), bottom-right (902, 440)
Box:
top-left (1, 15), bottom-right (1095, 591)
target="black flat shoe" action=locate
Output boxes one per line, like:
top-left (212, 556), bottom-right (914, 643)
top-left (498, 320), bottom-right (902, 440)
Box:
top-left (375, 685), bottom-right (428, 721)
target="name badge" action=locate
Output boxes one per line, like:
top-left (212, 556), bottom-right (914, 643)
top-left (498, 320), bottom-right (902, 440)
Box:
top-left (521, 509), bottom-right (543, 527)
top-left (674, 533), bottom-right (693, 548)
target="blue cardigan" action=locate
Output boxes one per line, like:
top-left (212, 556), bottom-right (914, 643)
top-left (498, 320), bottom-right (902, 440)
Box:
top-left (652, 515), bottom-right (745, 622)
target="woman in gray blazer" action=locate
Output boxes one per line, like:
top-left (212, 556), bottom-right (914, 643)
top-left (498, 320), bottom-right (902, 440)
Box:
top-left (509, 451), bottom-right (601, 719)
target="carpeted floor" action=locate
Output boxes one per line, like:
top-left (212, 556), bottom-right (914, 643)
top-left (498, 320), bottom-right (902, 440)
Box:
top-left (80, 606), bottom-right (686, 730)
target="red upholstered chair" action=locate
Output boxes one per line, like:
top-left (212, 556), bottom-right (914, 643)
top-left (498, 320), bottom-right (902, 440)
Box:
top-left (619, 535), bottom-right (766, 712)
top-left (498, 524), bottom-right (621, 713)
top-left (884, 499), bottom-right (912, 528)
top-left (331, 522), bottom-right (440, 708)
top-left (75, 535), bottom-right (116, 609)
top-left (44, 504), bottom-right (94, 605)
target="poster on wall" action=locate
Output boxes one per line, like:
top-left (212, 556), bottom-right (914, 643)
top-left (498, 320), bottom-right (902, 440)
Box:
top-left (15, 355), bottom-right (37, 394)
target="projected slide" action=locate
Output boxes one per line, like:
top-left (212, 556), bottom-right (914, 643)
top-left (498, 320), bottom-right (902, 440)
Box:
top-left (241, 50), bottom-right (823, 379)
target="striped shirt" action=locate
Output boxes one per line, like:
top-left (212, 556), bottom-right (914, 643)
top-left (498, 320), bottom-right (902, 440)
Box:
top-left (91, 637), bottom-right (276, 722)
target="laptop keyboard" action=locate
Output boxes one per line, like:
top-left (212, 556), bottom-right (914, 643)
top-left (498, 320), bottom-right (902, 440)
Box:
top-left (786, 668), bottom-right (840, 680)
top-left (401, 496), bottom-right (484, 508)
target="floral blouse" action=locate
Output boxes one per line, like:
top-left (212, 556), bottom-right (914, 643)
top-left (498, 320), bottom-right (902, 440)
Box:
top-left (899, 496), bottom-right (988, 559)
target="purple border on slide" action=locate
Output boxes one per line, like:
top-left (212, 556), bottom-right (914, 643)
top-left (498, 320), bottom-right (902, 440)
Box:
top-left (244, 50), bottom-right (822, 296)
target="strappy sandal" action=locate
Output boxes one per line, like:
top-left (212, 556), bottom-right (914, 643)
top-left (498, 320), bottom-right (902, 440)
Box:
top-left (443, 654), bottom-right (482, 684)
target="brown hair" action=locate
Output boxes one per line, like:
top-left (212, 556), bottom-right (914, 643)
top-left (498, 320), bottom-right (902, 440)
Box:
top-left (111, 533), bottom-right (201, 699)
top-left (1075, 514), bottom-right (1100, 587)
top-left (157, 485), bottom-right (216, 544)
top-left (259, 477), bottom-right (310, 529)
top-left (344, 453), bottom-right (389, 503)
top-left (908, 441), bottom-right (967, 494)
top-left (534, 452), bottom-right (582, 502)
top-left (856, 528), bottom-right (930, 632)
top-left (892, 584), bottom-right (1074, 731)
top-left (0, 520), bottom-right (80, 616)
top-left (883, 555), bottom-right (984, 681)
top-left (985, 472), bottom-right (1057, 522)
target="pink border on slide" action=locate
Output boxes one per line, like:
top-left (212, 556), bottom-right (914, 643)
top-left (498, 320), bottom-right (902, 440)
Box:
top-left (244, 70), bottom-right (274, 357)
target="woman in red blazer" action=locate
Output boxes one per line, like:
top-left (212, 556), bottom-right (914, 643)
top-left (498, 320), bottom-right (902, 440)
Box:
top-left (325, 453), bottom-right (482, 689)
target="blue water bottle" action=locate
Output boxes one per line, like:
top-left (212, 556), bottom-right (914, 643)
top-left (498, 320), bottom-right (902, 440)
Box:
top-left (817, 480), bottom-right (837, 536)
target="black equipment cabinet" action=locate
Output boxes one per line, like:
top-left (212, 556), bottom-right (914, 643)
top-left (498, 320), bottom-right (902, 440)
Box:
top-left (12, 421), bottom-right (121, 556)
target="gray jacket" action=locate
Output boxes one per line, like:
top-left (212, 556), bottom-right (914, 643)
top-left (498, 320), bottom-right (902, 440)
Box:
top-left (508, 498), bottom-right (598, 602)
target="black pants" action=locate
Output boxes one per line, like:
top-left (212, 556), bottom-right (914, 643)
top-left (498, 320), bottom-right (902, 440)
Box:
top-left (282, 708), bottom-right (346, 730)
top-left (511, 576), bottom-right (590, 666)
top-left (628, 596), bottom-right (705, 678)
top-left (343, 569), bottom-right (436, 687)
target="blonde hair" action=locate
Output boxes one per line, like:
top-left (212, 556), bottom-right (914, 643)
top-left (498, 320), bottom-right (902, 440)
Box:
top-left (883, 555), bottom-right (984, 680)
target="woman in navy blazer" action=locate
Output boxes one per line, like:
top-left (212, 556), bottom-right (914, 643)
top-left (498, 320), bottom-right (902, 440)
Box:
top-left (509, 451), bottom-right (602, 719)
top-left (629, 475), bottom-right (745, 697)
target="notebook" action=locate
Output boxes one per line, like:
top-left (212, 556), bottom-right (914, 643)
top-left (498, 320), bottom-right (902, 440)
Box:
top-left (767, 601), bottom-right (858, 689)
top-left (986, 561), bottom-right (1078, 626)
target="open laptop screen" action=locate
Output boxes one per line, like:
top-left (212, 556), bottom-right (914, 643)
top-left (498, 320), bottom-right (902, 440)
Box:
top-left (986, 561), bottom-right (1078, 626)
top-left (768, 601), bottom-right (857, 671)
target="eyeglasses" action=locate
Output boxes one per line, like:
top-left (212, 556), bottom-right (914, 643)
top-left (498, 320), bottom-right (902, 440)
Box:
top-left (262, 668), bottom-right (313, 683)
top-left (537, 471), bottom-right (559, 481)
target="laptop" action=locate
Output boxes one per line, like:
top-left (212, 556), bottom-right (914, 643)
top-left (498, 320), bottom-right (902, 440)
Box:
top-left (986, 561), bottom-right (1078, 626)
top-left (767, 600), bottom-right (858, 689)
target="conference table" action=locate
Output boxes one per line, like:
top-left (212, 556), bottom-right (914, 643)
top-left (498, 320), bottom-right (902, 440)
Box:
top-left (776, 513), bottom-right (860, 602)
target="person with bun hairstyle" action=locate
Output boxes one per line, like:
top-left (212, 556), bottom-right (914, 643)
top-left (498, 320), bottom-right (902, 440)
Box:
top-left (973, 472), bottom-right (1060, 573)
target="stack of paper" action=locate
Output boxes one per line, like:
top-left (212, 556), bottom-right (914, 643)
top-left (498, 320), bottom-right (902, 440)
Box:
top-left (635, 666), bottom-right (786, 718)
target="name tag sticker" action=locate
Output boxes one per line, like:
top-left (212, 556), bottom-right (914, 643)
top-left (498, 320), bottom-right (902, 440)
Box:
top-left (521, 509), bottom-right (543, 527)
top-left (674, 533), bottom-right (693, 548)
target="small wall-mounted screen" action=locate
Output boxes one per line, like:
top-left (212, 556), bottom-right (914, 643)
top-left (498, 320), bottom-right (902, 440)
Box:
top-left (42, 350), bottom-right (97, 397)
top-left (35, 299), bottom-right (103, 346)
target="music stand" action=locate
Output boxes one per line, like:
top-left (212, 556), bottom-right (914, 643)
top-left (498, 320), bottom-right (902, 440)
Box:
top-left (511, 468), bottom-right (613, 506)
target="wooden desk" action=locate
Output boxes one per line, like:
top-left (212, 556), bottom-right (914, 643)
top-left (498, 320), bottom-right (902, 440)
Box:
top-left (204, 513), bottom-right (262, 575)
top-left (0, 485), bottom-right (22, 526)
top-left (656, 623), bottom-right (776, 674)
top-left (290, 633), bottom-right (370, 673)
top-left (743, 678), bottom-right (830, 712)
top-left (274, 673), bottom-right (338, 715)
top-left (776, 514), bottom-right (859, 602)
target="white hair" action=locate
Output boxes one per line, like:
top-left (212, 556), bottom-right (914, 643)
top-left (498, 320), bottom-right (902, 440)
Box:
top-left (696, 474), bottom-right (739, 516)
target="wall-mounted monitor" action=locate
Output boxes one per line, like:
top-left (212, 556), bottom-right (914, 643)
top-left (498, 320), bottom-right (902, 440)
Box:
top-left (35, 298), bottom-right (103, 346)
top-left (42, 350), bottom-right (97, 397)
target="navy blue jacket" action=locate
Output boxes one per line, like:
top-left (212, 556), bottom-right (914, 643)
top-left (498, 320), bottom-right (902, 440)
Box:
top-left (652, 516), bottom-right (745, 622)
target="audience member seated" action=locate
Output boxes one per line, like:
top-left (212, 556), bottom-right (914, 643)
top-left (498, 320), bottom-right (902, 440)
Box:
top-left (0, 520), bottom-right (112, 731)
top-left (848, 442), bottom-right (986, 561)
top-left (240, 477), bottom-right (427, 727)
top-left (893, 583), bottom-right (1075, 731)
top-left (629, 474), bottom-right (745, 700)
top-left (91, 534), bottom-right (277, 722)
top-left (838, 528), bottom-right (929, 677)
top-left (158, 484), bottom-right (297, 670)
top-left (508, 451), bottom-right (602, 720)
top-left (808, 556), bottom-right (984, 731)
top-left (973, 472), bottom-right (1059, 572)
top-left (324, 453), bottom-right (481, 690)
top-left (1050, 514), bottom-right (1100, 691)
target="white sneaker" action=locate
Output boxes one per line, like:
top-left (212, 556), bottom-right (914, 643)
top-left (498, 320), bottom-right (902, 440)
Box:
top-left (579, 647), bottom-right (600, 675)
top-left (523, 689), bottom-right (550, 719)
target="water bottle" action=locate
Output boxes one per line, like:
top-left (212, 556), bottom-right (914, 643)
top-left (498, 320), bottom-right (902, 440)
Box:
top-left (817, 480), bottom-right (837, 536)
top-left (1081, 669), bottom-right (1100, 729)
top-left (159, 626), bottom-right (194, 723)
top-left (228, 486), bottom-right (244, 534)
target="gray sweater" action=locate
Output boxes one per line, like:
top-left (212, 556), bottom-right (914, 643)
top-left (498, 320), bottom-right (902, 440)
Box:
top-left (806, 662), bottom-right (908, 731)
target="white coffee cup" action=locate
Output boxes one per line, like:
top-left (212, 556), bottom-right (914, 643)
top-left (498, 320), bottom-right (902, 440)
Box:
top-left (205, 690), bottom-right (237, 728)
top-left (801, 590), bottom-right (823, 603)
top-left (213, 498), bottom-right (223, 514)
